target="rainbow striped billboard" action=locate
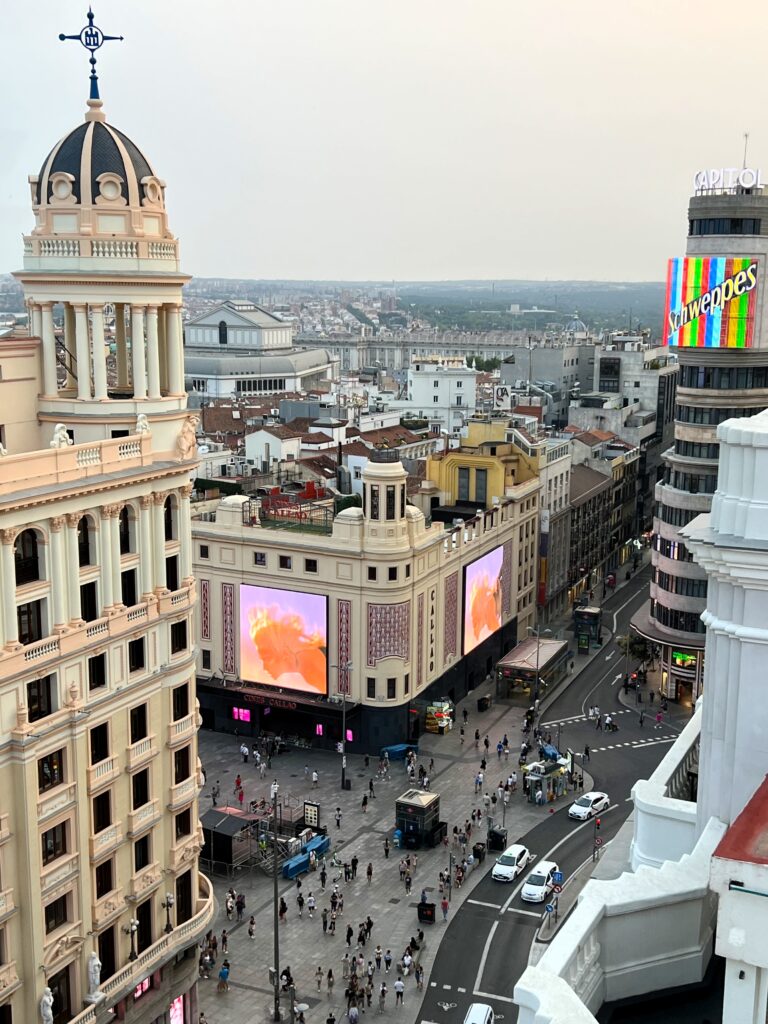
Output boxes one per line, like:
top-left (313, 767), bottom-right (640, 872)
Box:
top-left (664, 256), bottom-right (758, 348)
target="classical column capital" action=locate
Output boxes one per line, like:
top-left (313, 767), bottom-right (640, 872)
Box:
top-left (40, 301), bottom-right (54, 312)
top-left (50, 516), bottom-right (66, 533)
top-left (152, 491), bottom-right (169, 507)
top-left (180, 484), bottom-right (193, 499)
top-left (146, 304), bottom-right (159, 315)
top-left (72, 302), bottom-right (88, 313)
top-left (65, 512), bottom-right (81, 529)
top-left (0, 528), bottom-right (17, 546)
top-left (140, 495), bottom-right (153, 511)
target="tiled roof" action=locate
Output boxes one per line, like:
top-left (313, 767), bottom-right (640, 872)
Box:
top-left (260, 424), bottom-right (303, 440)
top-left (358, 425), bottom-right (423, 448)
top-left (301, 432), bottom-right (334, 444)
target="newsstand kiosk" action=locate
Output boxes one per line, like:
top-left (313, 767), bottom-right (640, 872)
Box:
top-left (395, 789), bottom-right (445, 849)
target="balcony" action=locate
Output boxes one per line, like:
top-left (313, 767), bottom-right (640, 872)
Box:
top-left (167, 712), bottom-right (197, 748)
top-left (38, 782), bottom-right (77, 822)
top-left (0, 888), bottom-right (16, 924)
top-left (125, 735), bottom-right (157, 772)
top-left (128, 861), bottom-right (163, 901)
top-left (169, 830), bottom-right (201, 873)
top-left (157, 583), bottom-right (195, 616)
top-left (87, 755), bottom-right (120, 794)
top-left (91, 887), bottom-right (125, 930)
top-left (0, 959), bottom-right (20, 999)
top-left (127, 798), bottom-right (160, 837)
top-left (41, 852), bottom-right (79, 896)
top-left (167, 777), bottom-right (195, 811)
top-left (89, 824), bottom-right (122, 862)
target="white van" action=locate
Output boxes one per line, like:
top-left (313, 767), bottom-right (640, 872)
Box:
top-left (463, 1003), bottom-right (494, 1024)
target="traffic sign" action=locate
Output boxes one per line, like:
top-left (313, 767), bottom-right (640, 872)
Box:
top-left (552, 884), bottom-right (563, 894)
top-left (594, 837), bottom-right (604, 847)
top-left (545, 904), bottom-right (554, 913)
top-left (552, 871), bottom-right (564, 884)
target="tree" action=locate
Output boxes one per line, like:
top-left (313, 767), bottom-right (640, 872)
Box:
top-left (616, 634), bottom-right (650, 662)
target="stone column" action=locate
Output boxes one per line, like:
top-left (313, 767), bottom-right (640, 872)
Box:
top-left (109, 507), bottom-right (123, 606)
top-left (115, 302), bottom-right (129, 389)
top-left (146, 305), bottom-right (161, 399)
top-left (64, 303), bottom-right (77, 389)
top-left (166, 305), bottom-right (184, 395)
top-left (152, 492), bottom-right (168, 592)
top-left (131, 305), bottom-right (147, 400)
top-left (158, 305), bottom-right (168, 393)
top-left (31, 303), bottom-right (42, 339)
top-left (65, 514), bottom-right (83, 623)
top-left (49, 517), bottom-right (68, 629)
top-left (99, 508), bottom-right (114, 610)
top-left (0, 530), bottom-right (18, 648)
top-left (73, 303), bottom-right (92, 400)
top-left (179, 484), bottom-right (193, 583)
top-left (90, 303), bottom-right (108, 401)
top-left (40, 303), bottom-right (58, 396)
top-left (139, 496), bottom-right (154, 598)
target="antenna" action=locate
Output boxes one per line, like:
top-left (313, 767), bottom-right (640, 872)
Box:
top-left (743, 132), bottom-right (750, 169)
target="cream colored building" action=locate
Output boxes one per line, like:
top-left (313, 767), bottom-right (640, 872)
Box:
top-left (192, 452), bottom-right (538, 750)
top-left (0, 89), bottom-right (213, 1023)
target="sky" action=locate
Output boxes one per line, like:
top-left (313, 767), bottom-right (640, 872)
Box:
top-left (2, 0), bottom-right (767, 282)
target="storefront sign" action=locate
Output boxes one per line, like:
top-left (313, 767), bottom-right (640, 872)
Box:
top-left (694, 167), bottom-right (764, 192)
top-left (241, 693), bottom-right (298, 710)
top-left (671, 650), bottom-right (697, 669)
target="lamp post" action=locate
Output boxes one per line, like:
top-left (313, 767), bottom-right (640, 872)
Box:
top-left (162, 893), bottom-right (175, 934)
top-left (272, 787), bottom-right (281, 1022)
top-left (123, 918), bottom-right (139, 962)
top-left (332, 661), bottom-right (352, 790)
top-left (526, 625), bottom-right (553, 703)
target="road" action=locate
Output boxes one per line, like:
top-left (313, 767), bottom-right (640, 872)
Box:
top-left (416, 568), bottom-right (688, 1024)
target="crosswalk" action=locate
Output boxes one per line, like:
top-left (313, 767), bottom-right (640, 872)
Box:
top-left (589, 734), bottom-right (677, 752)
top-left (541, 708), bottom-right (634, 728)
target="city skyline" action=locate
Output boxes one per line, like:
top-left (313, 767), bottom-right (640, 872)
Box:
top-left (1, 1), bottom-right (766, 282)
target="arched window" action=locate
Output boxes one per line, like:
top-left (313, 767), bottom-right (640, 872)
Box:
top-left (218, 320), bottom-right (228, 346)
top-left (15, 529), bottom-right (40, 585)
top-left (77, 516), bottom-right (92, 567)
top-left (119, 505), bottom-right (133, 555)
top-left (164, 496), bottom-right (177, 541)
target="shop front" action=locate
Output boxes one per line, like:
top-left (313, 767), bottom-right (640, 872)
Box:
top-left (660, 646), bottom-right (704, 706)
top-left (495, 637), bottom-right (570, 704)
top-left (522, 760), bottom-right (569, 804)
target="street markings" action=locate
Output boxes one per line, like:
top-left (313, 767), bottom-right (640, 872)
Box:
top-left (506, 908), bottom-right (542, 918)
top-left (467, 899), bottom-right (502, 910)
top-left (590, 734), bottom-right (676, 752)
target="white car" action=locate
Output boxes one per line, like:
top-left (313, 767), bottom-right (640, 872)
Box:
top-left (568, 791), bottom-right (610, 821)
top-left (491, 843), bottom-right (533, 882)
top-left (521, 860), bottom-right (560, 903)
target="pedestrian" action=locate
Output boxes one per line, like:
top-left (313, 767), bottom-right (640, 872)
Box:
top-left (321, 866), bottom-right (328, 889)
top-left (240, 742), bottom-right (249, 763)
top-left (394, 978), bottom-right (405, 1006)
top-left (211, 780), bottom-right (220, 806)
top-left (307, 892), bottom-right (316, 918)
top-left (358, 924), bottom-right (367, 947)
top-left (596, 714), bottom-right (603, 732)
top-left (346, 924), bottom-right (354, 947)
top-left (234, 773), bottom-right (241, 793)
top-left (313, 769), bottom-right (319, 787)
top-left (361, 794), bottom-right (368, 814)
top-left (351, 855), bottom-right (359, 879)
top-left (328, 1013), bottom-right (337, 1024)
top-left (330, 909), bottom-right (337, 934)
top-left (379, 982), bottom-right (388, 1012)
top-left (583, 744), bottom-right (590, 762)
top-left (375, 945), bottom-right (383, 971)
top-left (650, 689), bottom-right (656, 704)
top-left (497, 740), bottom-right (503, 759)
top-left (221, 929), bottom-right (228, 954)
top-left (279, 897), bottom-right (287, 923)
top-left (484, 735), bottom-right (490, 754)
top-left (405, 872), bottom-right (412, 895)
top-left (365, 979), bottom-right (374, 1008)
top-left (383, 837), bottom-right (390, 859)
top-left (415, 964), bottom-right (424, 990)
top-left (248, 915), bottom-right (256, 939)
top-left (367, 862), bottom-right (373, 885)
top-left (322, 906), bottom-right (329, 933)
top-left (342, 953), bottom-right (350, 978)
top-left (217, 960), bottom-right (230, 992)
top-left (335, 807), bottom-right (342, 829)
top-left (655, 711), bottom-right (663, 729)
top-left (639, 709), bottom-right (645, 727)
top-left (316, 966), bottom-right (324, 991)
top-left (441, 895), bottom-right (449, 921)
top-left (384, 949), bottom-right (393, 973)
top-left (297, 892), bottom-right (305, 917)
top-left (474, 728), bottom-right (480, 749)
top-left (348, 1005), bottom-right (359, 1024)
top-left (236, 893), bottom-right (245, 922)
top-left (327, 968), bottom-right (335, 998)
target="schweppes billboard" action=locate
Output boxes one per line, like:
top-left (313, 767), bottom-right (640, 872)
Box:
top-left (664, 256), bottom-right (758, 348)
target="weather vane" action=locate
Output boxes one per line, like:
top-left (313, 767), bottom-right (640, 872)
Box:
top-left (59, 7), bottom-right (123, 101)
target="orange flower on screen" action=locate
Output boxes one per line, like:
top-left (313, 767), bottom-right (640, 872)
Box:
top-left (248, 606), bottom-right (326, 688)
top-left (470, 573), bottom-right (501, 643)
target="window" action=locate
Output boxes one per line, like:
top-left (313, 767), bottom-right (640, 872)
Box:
top-left (201, 649), bottom-right (212, 670)
top-left (279, 555), bottom-right (292, 570)
top-left (386, 486), bottom-right (396, 520)
top-left (134, 834), bottom-right (150, 872)
top-left (366, 677), bottom-right (376, 699)
top-left (42, 822), bottom-right (67, 866)
top-left (433, 380), bottom-right (439, 388)
top-left (28, 675), bottom-right (54, 722)
top-left (174, 746), bottom-right (191, 784)
top-left (88, 652), bottom-right (107, 691)
top-left (121, 569), bottom-right (137, 608)
top-left (404, 673), bottom-right (410, 694)
top-left (77, 517), bottom-right (92, 567)
top-left (387, 678), bottom-right (396, 700)
top-left (405, 563), bottom-right (411, 578)
top-left (166, 555), bottom-right (179, 592)
top-left (458, 467), bottom-right (470, 502)
top-left (170, 620), bottom-right (188, 654)
top-left (95, 859), bottom-right (114, 899)
top-left (132, 769), bottom-right (150, 809)
top-left (90, 723), bottom-right (109, 765)
top-left (44, 894), bottom-right (68, 934)
top-left (80, 581), bottom-right (98, 622)
top-left (38, 749), bottom-right (65, 792)
top-left (388, 567), bottom-right (397, 581)
top-left (48, 965), bottom-right (73, 1023)
top-left (305, 558), bottom-right (318, 573)
top-left (200, 545), bottom-right (209, 559)
top-left (18, 599), bottom-right (44, 645)
top-left (172, 683), bottom-right (189, 722)
top-left (93, 792), bottom-right (111, 833)
top-left (455, 396), bottom-right (463, 406)
top-left (370, 485), bottom-right (380, 520)
top-left (98, 927), bottom-right (116, 986)
top-left (164, 498), bottom-right (175, 542)
top-left (119, 506), bottom-right (132, 554)
top-left (433, 395), bottom-right (439, 403)
top-left (457, 381), bottom-right (463, 388)
top-left (218, 320), bottom-right (228, 346)
top-left (475, 469), bottom-right (488, 505)
top-left (254, 552), bottom-right (266, 567)
top-left (130, 704), bottom-right (148, 744)
top-left (175, 808), bottom-right (192, 841)
top-left (128, 637), bottom-right (145, 673)
top-left (368, 566), bottom-right (377, 582)
top-left (14, 529), bottom-right (40, 585)
top-left (176, 869), bottom-right (193, 925)
top-left (136, 898), bottom-right (153, 954)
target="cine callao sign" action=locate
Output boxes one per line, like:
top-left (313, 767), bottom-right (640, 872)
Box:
top-left (664, 257), bottom-right (758, 348)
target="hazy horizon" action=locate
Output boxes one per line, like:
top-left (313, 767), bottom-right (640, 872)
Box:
top-left (2, 1), bottom-right (766, 281)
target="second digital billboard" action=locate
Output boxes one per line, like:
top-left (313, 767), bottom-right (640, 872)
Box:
top-left (664, 256), bottom-right (758, 348)
top-left (463, 545), bottom-right (504, 655)
top-left (239, 584), bottom-right (328, 695)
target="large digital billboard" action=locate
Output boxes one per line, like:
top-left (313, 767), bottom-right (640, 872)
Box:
top-left (239, 584), bottom-right (328, 695)
top-left (463, 545), bottom-right (504, 655)
top-left (664, 256), bottom-right (758, 348)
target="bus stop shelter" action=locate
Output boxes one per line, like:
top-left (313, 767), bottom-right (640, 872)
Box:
top-left (495, 637), bottom-right (569, 703)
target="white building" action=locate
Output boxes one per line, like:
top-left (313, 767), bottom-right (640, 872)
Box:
top-left (386, 357), bottom-right (478, 436)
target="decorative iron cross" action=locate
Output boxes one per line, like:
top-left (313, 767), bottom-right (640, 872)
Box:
top-left (59, 7), bottom-right (123, 100)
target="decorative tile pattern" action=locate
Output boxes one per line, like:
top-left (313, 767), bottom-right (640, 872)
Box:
top-left (417, 593), bottom-right (424, 687)
top-left (222, 583), bottom-right (235, 674)
top-left (444, 572), bottom-right (458, 660)
top-left (366, 602), bottom-right (410, 667)
top-left (501, 540), bottom-right (513, 618)
top-left (337, 599), bottom-right (352, 694)
top-left (200, 579), bottom-right (210, 641)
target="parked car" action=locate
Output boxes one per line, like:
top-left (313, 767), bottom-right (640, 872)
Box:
top-left (521, 860), bottom-right (560, 903)
top-left (568, 791), bottom-right (610, 821)
top-left (491, 844), bottom-right (533, 882)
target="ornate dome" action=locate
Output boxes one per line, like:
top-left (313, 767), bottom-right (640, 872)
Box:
top-left (32, 99), bottom-right (164, 211)
top-left (564, 312), bottom-right (587, 334)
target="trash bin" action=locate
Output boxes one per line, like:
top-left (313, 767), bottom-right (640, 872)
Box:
top-left (417, 902), bottom-right (436, 924)
top-left (488, 827), bottom-right (507, 852)
top-left (393, 829), bottom-right (403, 849)
top-left (477, 694), bottom-right (491, 713)
top-left (472, 841), bottom-right (486, 863)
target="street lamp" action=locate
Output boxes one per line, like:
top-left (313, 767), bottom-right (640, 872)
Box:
top-left (331, 661), bottom-right (353, 790)
top-left (162, 893), bottom-right (175, 934)
top-left (123, 918), bottom-right (139, 962)
top-left (526, 625), bottom-right (553, 702)
top-left (271, 787), bottom-right (281, 1022)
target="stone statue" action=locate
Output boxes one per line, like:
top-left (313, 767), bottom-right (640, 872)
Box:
top-left (135, 413), bottom-right (151, 435)
top-left (50, 424), bottom-right (73, 449)
top-left (87, 951), bottom-right (102, 995)
top-left (40, 987), bottom-right (54, 1024)
top-left (176, 414), bottom-right (199, 462)
top-left (0, 443), bottom-right (7, 456)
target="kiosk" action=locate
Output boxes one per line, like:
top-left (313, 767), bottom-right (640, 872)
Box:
top-left (395, 790), bottom-right (445, 849)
